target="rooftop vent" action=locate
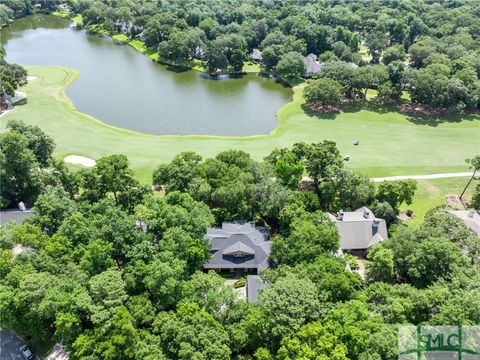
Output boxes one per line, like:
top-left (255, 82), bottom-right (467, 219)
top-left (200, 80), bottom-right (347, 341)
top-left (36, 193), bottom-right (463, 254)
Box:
top-left (337, 210), bottom-right (344, 221)
top-left (18, 202), bottom-right (26, 211)
top-left (468, 211), bottom-right (475, 218)
top-left (363, 209), bottom-right (370, 219)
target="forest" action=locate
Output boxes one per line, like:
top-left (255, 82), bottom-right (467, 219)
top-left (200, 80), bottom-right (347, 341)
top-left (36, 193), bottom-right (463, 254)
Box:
top-left (1, 120), bottom-right (480, 359)
top-left (2, 0), bottom-right (480, 109)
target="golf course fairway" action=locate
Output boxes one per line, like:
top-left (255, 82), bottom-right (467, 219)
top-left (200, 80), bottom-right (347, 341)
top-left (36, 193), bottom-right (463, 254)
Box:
top-left (1, 65), bottom-right (479, 184)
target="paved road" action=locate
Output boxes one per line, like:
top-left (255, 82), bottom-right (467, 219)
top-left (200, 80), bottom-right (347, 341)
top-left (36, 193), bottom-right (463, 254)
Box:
top-left (301, 172), bottom-right (474, 183)
top-left (370, 172), bottom-right (474, 182)
top-left (0, 330), bottom-right (38, 360)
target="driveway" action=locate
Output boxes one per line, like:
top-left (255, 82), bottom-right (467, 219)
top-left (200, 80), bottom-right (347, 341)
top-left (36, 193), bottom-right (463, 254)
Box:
top-left (301, 172), bottom-right (474, 183)
top-left (0, 330), bottom-right (38, 360)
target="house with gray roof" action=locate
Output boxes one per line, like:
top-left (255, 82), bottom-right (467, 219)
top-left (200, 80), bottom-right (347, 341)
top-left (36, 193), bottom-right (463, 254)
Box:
top-left (448, 210), bottom-right (480, 236)
top-left (328, 207), bottom-right (388, 250)
top-left (304, 53), bottom-right (323, 77)
top-left (204, 222), bottom-right (271, 272)
top-left (249, 49), bottom-right (263, 63)
top-left (0, 208), bottom-right (33, 225)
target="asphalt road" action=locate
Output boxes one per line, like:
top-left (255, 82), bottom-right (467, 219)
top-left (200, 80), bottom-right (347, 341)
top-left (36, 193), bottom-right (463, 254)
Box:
top-left (301, 172), bottom-right (474, 183)
top-left (0, 330), bottom-right (38, 360)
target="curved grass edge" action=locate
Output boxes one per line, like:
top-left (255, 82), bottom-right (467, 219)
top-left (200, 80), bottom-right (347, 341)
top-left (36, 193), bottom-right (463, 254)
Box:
top-left (27, 64), bottom-right (298, 141)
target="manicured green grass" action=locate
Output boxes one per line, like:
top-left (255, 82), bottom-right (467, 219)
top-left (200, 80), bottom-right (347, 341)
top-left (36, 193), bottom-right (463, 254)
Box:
top-left (51, 11), bottom-right (83, 25)
top-left (399, 177), bottom-right (476, 228)
top-left (2, 66), bottom-right (478, 184)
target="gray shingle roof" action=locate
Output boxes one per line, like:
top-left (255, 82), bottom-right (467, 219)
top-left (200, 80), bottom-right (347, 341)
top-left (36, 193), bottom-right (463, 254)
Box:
top-left (249, 48), bottom-right (263, 61)
top-left (448, 210), bottom-right (480, 236)
top-left (328, 207), bottom-right (388, 250)
top-left (0, 210), bottom-right (33, 225)
top-left (304, 54), bottom-right (323, 77)
top-left (204, 222), bottom-right (271, 269)
top-left (247, 275), bottom-right (268, 303)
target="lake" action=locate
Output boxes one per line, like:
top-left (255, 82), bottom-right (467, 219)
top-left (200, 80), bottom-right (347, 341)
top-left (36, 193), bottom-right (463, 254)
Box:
top-left (1, 15), bottom-right (292, 136)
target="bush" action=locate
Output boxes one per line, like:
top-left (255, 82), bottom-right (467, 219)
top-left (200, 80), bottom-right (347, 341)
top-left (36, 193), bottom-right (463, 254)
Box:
top-left (234, 277), bottom-right (247, 288)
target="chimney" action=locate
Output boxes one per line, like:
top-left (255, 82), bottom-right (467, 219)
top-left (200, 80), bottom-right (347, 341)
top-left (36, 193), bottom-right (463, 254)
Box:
top-left (363, 209), bottom-right (370, 219)
top-left (337, 210), bottom-right (344, 221)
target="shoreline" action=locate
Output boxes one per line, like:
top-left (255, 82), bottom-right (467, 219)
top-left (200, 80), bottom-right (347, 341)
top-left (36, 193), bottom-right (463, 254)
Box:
top-left (2, 65), bottom-right (476, 184)
top-left (37, 65), bottom-right (296, 140)
top-left (53, 11), bottom-right (262, 76)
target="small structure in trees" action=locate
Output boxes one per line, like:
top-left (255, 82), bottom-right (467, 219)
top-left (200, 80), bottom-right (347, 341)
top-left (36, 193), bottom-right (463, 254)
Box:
top-left (303, 53), bottom-right (323, 77)
top-left (249, 49), bottom-right (263, 63)
top-left (203, 221), bottom-right (271, 273)
top-left (328, 207), bottom-right (388, 250)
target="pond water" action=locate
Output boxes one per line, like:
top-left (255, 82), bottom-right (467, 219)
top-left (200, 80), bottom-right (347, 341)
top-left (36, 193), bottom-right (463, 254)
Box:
top-left (1, 15), bottom-right (292, 136)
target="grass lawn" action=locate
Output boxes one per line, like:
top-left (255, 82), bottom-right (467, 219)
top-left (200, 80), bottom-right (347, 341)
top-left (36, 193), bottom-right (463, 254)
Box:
top-left (1, 65), bottom-right (479, 184)
top-left (399, 176), bottom-right (476, 228)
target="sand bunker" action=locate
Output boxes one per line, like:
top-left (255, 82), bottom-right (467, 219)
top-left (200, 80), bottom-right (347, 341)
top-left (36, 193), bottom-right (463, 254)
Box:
top-left (64, 155), bottom-right (96, 167)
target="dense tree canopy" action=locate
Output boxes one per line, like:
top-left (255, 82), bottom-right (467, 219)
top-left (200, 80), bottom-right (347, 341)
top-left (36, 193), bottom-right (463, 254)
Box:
top-left (0, 129), bottom-right (478, 359)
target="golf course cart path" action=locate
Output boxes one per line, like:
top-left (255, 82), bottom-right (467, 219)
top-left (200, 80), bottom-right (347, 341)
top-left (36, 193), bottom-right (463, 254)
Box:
top-left (64, 155), bottom-right (96, 167)
top-left (370, 172), bottom-right (474, 182)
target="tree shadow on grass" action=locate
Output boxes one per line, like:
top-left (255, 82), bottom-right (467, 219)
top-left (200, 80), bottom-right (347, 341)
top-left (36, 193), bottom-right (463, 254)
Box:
top-left (402, 111), bottom-right (480, 127)
top-left (301, 103), bottom-right (339, 120)
top-left (341, 100), bottom-right (394, 115)
top-left (302, 97), bottom-right (480, 127)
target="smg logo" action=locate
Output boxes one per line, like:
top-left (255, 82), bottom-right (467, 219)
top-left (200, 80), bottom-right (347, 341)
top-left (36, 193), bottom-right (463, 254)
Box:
top-left (399, 325), bottom-right (480, 359)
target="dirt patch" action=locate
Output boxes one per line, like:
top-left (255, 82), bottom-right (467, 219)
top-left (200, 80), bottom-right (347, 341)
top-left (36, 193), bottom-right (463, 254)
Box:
top-left (306, 103), bottom-right (340, 113)
top-left (400, 103), bottom-right (480, 117)
top-left (420, 180), bottom-right (440, 195)
top-left (398, 212), bottom-right (413, 221)
top-left (445, 193), bottom-right (469, 208)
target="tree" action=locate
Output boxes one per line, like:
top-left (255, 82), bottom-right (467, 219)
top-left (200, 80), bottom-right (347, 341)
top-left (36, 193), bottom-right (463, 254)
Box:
top-left (365, 31), bottom-right (389, 63)
top-left (259, 274), bottom-right (322, 345)
top-left (472, 183), bottom-right (480, 210)
top-left (88, 269), bottom-right (128, 324)
top-left (460, 155), bottom-right (480, 203)
top-left (6, 120), bottom-right (55, 167)
top-left (276, 322), bottom-right (348, 360)
top-left (158, 28), bottom-right (206, 65)
top-left (304, 78), bottom-right (342, 108)
top-left (72, 306), bottom-right (138, 360)
top-left (298, 255), bottom-right (363, 302)
top-left (81, 154), bottom-right (149, 211)
top-left (152, 152), bottom-right (202, 192)
top-left (406, 236), bottom-right (467, 288)
top-left (381, 45), bottom-right (406, 65)
top-left (30, 186), bottom-right (77, 234)
top-left (302, 141), bottom-right (344, 209)
top-left (265, 149), bottom-right (304, 190)
top-left (376, 179), bottom-right (417, 212)
top-left (0, 61), bottom-right (27, 99)
top-left (365, 244), bottom-right (395, 283)
top-left (275, 51), bottom-right (305, 83)
top-left (324, 300), bottom-right (384, 358)
top-left (154, 304), bottom-right (232, 360)
top-left (0, 130), bottom-right (41, 208)
top-left (181, 271), bottom-right (236, 323)
top-left (144, 13), bottom-right (177, 47)
top-left (205, 34), bottom-right (247, 73)
top-left (79, 240), bottom-right (115, 276)
top-left (143, 254), bottom-right (186, 309)
top-left (272, 211), bottom-right (339, 265)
